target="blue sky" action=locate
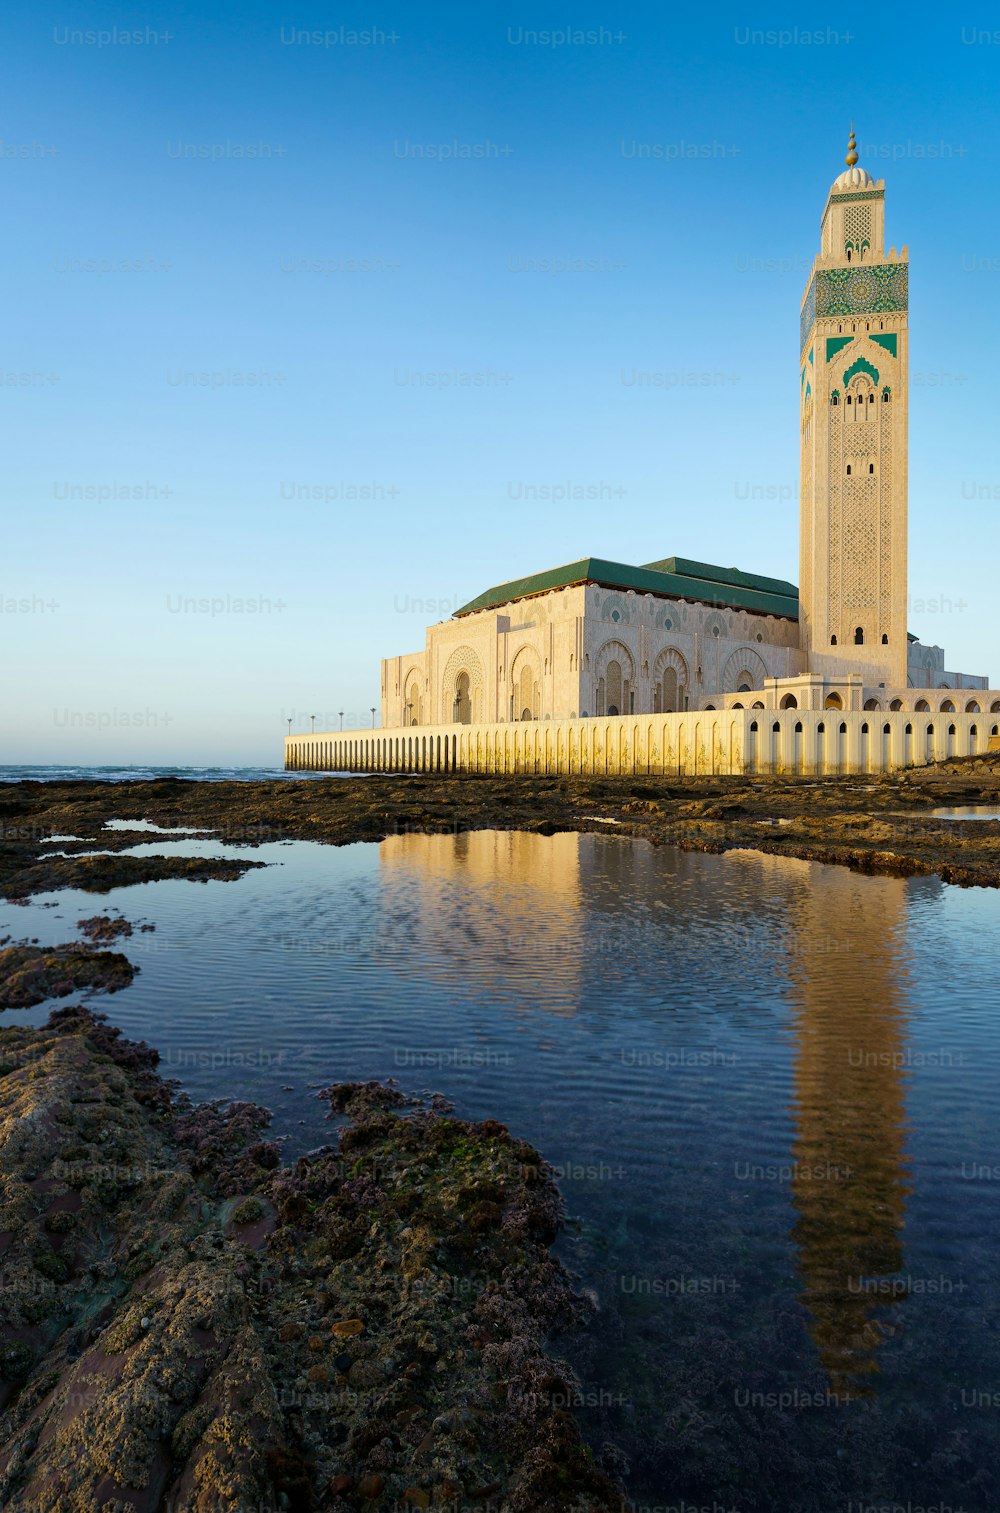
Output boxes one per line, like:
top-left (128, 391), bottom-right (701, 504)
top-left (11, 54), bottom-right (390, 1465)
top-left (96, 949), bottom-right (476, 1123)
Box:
top-left (4, 2), bottom-right (999, 764)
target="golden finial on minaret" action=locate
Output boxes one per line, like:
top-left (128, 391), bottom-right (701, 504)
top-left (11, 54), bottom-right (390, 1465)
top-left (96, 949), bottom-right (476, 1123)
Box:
top-left (845, 122), bottom-right (858, 167)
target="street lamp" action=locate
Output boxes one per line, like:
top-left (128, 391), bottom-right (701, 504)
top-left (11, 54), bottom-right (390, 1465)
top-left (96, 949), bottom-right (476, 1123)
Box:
top-left (339, 710), bottom-right (344, 731)
top-left (286, 717), bottom-right (292, 736)
top-left (310, 714), bottom-right (316, 733)
top-left (406, 701), bottom-right (414, 726)
top-left (370, 706), bottom-right (376, 728)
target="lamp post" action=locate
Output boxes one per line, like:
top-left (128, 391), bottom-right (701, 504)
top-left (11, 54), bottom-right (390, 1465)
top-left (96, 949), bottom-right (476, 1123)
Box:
top-left (286, 717), bottom-right (292, 736)
top-left (406, 701), bottom-right (413, 726)
top-left (370, 707), bottom-right (376, 728)
top-left (339, 710), bottom-right (344, 731)
top-left (310, 714), bottom-right (316, 733)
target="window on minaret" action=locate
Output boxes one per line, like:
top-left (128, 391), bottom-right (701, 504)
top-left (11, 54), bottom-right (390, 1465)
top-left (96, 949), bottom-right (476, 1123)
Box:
top-left (855, 627), bottom-right (864, 645)
top-left (881, 634), bottom-right (889, 644)
top-left (869, 463), bottom-right (875, 474)
top-left (831, 635), bottom-right (838, 645)
top-left (846, 465), bottom-right (852, 476)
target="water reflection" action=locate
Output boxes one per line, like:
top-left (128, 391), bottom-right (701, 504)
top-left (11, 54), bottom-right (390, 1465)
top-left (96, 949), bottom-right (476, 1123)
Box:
top-left (2, 827), bottom-right (994, 1508)
top-left (381, 834), bottom-right (930, 1403)
top-left (779, 858), bottom-right (926, 1398)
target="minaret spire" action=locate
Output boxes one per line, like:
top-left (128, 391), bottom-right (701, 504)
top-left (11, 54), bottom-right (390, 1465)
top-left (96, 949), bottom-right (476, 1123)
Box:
top-left (845, 122), bottom-right (858, 167)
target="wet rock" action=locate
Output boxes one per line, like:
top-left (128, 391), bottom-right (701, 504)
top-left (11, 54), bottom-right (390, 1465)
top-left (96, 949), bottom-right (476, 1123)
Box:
top-left (0, 1006), bottom-right (623, 1512)
top-left (0, 943), bottom-right (135, 1010)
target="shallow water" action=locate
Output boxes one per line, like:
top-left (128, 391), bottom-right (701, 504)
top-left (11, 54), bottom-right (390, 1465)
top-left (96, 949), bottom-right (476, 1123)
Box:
top-left (0, 765), bottom-right (346, 783)
top-left (927, 804), bottom-right (1000, 820)
top-left (2, 830), bottom-right (999, 1512)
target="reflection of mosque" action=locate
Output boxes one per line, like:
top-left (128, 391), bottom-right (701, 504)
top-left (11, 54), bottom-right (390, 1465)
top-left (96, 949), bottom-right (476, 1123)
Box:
top-left (379, 832), bottom-right (930, 1396)
top-left (377, 830), bottom-right (586, 1012)
top-left (377, 831), bottom-right (799, 1011)
top-left (780, 860), bottom-right (940, 1397)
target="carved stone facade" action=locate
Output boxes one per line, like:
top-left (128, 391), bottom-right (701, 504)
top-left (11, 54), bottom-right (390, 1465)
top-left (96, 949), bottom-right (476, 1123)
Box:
top-left (380, 580), bottom-right (807, 728)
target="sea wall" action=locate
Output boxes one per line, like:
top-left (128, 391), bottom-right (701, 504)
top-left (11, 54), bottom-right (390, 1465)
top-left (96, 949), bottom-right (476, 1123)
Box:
top-left (285, 710), bottom-right (999, 777)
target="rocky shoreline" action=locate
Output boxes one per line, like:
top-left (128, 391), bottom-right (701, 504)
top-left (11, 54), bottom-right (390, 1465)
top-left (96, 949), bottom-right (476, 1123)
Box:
top-left (1, 759), bottom-right (999, 898)
top-left (0, 1006), bottom-right (623, 1512)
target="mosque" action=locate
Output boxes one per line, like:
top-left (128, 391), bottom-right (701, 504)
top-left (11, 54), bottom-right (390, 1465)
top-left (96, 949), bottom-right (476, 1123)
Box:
top-left (287, 130), bottom-right (999, 775)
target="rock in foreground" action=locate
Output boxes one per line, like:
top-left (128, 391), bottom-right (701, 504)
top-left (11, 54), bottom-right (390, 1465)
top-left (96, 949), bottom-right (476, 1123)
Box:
top-left (0, 1007), bottom-right (622, 1512)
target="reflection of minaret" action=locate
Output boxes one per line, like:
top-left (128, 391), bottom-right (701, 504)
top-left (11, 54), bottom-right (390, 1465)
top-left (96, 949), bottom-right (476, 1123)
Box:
top-left (784, 862), bottom-right (928, 1398)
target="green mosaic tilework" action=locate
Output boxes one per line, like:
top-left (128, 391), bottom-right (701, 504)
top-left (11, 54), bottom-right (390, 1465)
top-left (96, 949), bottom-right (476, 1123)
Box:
top-left (829, 189), bottom-right (884, 205)
top-left (870, 333), bottom-right (898, 357)
top-left (843, 355), bottom-right (880, 386)
top-left (801, 262), bottom-right (907, 352)
top-left (826, 336), bottom-right (854, 362)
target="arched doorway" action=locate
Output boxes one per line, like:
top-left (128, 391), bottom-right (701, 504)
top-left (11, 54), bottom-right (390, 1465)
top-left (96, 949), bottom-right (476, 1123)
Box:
top-left (652, 647), bottom-right (688, 713)
top-left (455, 672), bottom-right (472, 724)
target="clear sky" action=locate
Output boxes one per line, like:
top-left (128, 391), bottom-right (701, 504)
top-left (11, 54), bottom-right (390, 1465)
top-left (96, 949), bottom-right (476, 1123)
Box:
top-left (4, 2), bottom-right (999, 765)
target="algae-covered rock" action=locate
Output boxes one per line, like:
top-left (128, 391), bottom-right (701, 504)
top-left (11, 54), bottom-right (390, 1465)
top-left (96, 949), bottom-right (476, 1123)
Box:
top-left (0, 943), bottom-right (136, 1009)
top-left (0, 1007), bottom-right (623, 1512)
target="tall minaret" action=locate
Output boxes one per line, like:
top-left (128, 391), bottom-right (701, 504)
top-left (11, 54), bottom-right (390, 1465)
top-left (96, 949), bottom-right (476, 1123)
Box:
top-left (799, 127), bottom-right (909, 689)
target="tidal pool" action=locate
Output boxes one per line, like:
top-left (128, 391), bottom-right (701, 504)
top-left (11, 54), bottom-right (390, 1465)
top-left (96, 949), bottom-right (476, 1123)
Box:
top-left (2, 830), bottom-right (998, 1512)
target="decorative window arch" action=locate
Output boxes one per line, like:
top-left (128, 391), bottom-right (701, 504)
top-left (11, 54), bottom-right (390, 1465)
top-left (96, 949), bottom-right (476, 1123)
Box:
top-left (440, 645), bottom-right (485, 725)
top-left (594, 639), bottom-right (636, 718)
top-left (509, 645), bottom-right (543, 722)
top-left (721, 646), bottom-right (769, 694)
top-left (843, 355), bottom-right (880, 388)
top-left (652, 645), bottom-right (689, 713)
top-left (403, 667), bottom-right (425, 726)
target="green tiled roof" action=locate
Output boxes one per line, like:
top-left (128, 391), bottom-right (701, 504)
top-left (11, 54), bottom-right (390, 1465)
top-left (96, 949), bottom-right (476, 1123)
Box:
top-left (641, 556), bottom-right (799, 600)
top-left (454, 555), bottom-right (800, 621)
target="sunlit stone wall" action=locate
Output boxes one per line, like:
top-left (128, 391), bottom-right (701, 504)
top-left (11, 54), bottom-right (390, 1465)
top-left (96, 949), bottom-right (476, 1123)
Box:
top-left (285, 710), bottom-right (997, 777)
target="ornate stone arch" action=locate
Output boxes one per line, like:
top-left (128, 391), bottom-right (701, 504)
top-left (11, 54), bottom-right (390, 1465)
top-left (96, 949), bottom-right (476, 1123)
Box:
top-left (441, 645), bottom-right (485, 725)
top-left (593, 639), bottom-right (636, 718)
top-left (721, 646), bottom-right (769, 694)
top-left (652, 646), bottom-right (689, 714)
top-left (402, 665), bottom-right (425, 725)
top-left (509, 644), bottom-right (543, 721)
